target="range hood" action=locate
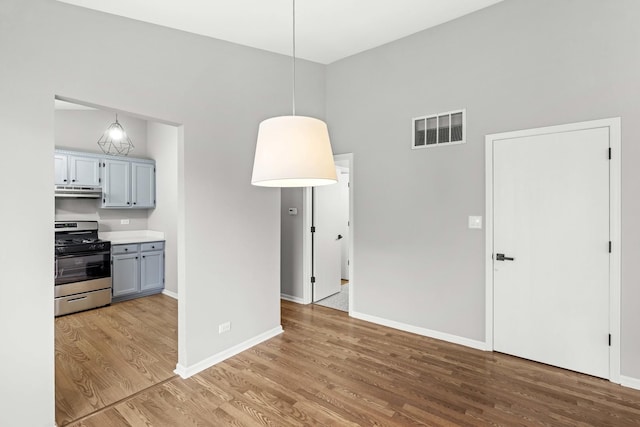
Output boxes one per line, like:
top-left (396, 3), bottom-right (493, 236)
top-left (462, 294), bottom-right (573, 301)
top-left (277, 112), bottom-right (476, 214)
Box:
top-left (55, 185), bottom-right (102, 199)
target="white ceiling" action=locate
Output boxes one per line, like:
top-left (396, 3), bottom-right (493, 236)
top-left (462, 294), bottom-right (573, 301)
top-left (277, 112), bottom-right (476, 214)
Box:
top-left (57, 0), bottom-right (504, 64)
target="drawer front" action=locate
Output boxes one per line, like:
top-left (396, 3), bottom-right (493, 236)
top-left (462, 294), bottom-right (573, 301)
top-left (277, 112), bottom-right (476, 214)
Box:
top-left (112, 244), bottom-right (139, 255)
top-left (55, 277), bottom-right (112, 298)
top-left (55, 288), bottom-right (111, 317)
top-left (141, 241), bottom-right (164, 252)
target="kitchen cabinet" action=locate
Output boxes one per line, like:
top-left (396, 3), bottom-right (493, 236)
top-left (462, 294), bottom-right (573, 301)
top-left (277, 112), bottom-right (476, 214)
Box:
top-left (140, 246), bottom-right (164, 291)
top-left (112, 250), bottom-right (139, 298)
top-left (54, 154), bottom-right (68, 185)
top-left (102, 159), bottom-right (155, 209)
top-left (111, 241), bottom-right (164, 303)
top-left (132, 162), bottom-right (156, 208)
top-left (53, 149), bottom-right (155, 208)
top-left (54, 152), bottom-right (101, 187)
top-left (103, 159), bottom-right (131, 207)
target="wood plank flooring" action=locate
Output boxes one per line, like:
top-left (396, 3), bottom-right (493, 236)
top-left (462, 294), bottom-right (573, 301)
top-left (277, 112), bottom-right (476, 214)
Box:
top-left (61, 298), bottom-right (640, 426)
top-left (55, 294), bottom-right (178, 426)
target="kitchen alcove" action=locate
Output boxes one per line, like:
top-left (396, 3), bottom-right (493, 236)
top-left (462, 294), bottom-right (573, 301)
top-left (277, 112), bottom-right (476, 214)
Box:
top-left (53, 97), bottom-right (181, 425)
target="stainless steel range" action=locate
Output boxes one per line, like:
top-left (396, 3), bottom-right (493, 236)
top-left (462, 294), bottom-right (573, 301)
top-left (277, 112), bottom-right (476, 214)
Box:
top-left (55, 221), bottom-right (112, 316)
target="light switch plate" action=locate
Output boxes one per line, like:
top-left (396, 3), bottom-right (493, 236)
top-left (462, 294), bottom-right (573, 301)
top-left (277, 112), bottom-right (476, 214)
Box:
top-left (468, 216), bottom-right (482, 229)
top-left (120, 219), bottom-right (130, 225)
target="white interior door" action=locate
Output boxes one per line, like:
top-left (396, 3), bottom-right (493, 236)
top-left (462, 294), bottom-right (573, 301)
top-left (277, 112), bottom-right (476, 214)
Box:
top-left (338, 169), bottom-right (350, 280)
top-left (313, 180), bottom-right (342, 302)
top-left (493, 126), bottom-right (610, 379)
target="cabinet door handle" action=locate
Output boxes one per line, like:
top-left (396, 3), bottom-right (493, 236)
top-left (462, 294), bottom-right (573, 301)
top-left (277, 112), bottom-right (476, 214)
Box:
top-left (71, 179), bottom-right (76, 182)
top-left (133, 202), bottom-right (137, 205)
top-left (124, 248), bottom-right (128, 251)
top-left (151, 246), bottom-right (155, 249)
top-left (63, 179), bottom-right (68, 182)
top-left (136, 256), bottom-right (139, 260)
top-left (142, 255), bottom-right (145, 259)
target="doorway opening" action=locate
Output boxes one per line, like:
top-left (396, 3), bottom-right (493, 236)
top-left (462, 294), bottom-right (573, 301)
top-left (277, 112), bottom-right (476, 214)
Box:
top-left (303, 153), bottom-right (354, 313)
top-left (53, 96), bottom-right (183, 426)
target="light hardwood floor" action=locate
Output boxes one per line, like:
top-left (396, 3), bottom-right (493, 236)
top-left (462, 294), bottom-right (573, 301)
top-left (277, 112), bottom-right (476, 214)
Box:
top-left (55, 294), bottom-right (178, 426)
top-left (60, 297), bottom-right (640, 426)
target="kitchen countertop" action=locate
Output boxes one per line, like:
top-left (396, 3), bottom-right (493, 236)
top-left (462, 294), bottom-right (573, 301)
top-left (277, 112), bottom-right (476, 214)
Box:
top-left (99, 230), bottom-right (165, 245)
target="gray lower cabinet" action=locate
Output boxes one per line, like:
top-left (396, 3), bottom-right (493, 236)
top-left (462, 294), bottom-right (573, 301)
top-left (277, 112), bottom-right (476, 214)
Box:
top-left (112, 241), bottom-right (164, 303)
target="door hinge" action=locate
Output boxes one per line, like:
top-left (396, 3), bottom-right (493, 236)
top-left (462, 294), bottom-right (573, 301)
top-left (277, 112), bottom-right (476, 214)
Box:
top-left (608, 148), bottom-right (612, 160)
top-left (609, 241), bottom-right (612, 253)
top-left (311, 276), bottom-right (316, 283)
top-left (311, 226), bottom-right (316, 233)
top-left (609, 334), bottom-right (612, 346)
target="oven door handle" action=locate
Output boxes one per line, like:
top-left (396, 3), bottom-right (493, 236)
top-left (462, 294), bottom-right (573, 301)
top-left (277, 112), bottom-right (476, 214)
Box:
top-left (54, 259), bottom-right (59, 279)
top-left (55, 250), bottom-right (111, 259)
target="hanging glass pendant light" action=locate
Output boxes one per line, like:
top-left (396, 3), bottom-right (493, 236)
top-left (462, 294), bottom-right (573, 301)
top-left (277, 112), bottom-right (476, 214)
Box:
top-left (251, 0), bottom-right (337, 187)
top-left (97, 114), bottom-right (135, 156)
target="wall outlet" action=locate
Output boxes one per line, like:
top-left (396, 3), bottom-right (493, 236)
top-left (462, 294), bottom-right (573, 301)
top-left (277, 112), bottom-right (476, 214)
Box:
top-left (468, 216), bottom-right (482, 229)
top-left (218, 321), bottom-right (231, 334)
top-left (120, 219), bottom-right (130, 225)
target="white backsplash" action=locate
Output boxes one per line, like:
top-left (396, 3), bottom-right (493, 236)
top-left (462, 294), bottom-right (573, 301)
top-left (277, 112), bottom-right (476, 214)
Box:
top-left (55, 198), bottom-right (149, 231)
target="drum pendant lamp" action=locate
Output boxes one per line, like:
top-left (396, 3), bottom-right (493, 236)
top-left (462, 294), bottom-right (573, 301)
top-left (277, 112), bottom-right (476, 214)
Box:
top-left (251, 0), bottom-right (337, 187)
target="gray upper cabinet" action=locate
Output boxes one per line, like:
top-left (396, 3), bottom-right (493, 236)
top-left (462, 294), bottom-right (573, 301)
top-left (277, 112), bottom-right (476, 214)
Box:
top-left (54, 149), bottom-right (155, 208)
top-left (69, 155), bottom-right (101, 186)
top-left (132, 162), bottom-right (156, 208)
top-left (101, 158), bottom-right (155, 209)
top-left (54, 152), bottom-right (101, 187)
top-left (54, 154), bottom-right (68, 185)
top-left (103, 159), bottom-right (131, 207)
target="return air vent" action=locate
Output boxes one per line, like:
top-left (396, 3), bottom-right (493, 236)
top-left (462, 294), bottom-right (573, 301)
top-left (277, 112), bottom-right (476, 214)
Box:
top-left (412, 109), bottom-right (465, 149)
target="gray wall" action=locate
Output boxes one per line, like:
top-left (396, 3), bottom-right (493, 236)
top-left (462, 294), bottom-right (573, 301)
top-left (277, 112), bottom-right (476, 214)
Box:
top-left (326, 0), bottom-right (640, 378)
top-left (147, 122), bottom-right (179, 294)
top-left (0, 1), bottom-right (325, 425)
top-left (54, 109), bottom-right (151, 231)
top-left (280, 188), bottom-right (305, 299)
top-left (55, 109), bottom-right (148, 155)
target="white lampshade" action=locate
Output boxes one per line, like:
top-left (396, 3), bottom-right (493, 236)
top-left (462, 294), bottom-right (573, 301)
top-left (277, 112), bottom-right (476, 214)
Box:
top-left (251, 116), bottom-right (338, 187)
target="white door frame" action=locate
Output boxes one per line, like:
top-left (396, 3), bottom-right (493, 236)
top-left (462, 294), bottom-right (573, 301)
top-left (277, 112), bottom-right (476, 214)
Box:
top-left (485, 118), bottom-right (621, 383)
top-left (303, 153), bottom-right (354, 314)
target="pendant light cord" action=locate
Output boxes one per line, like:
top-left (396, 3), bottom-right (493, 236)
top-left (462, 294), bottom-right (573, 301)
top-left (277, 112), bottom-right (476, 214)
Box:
top-left (292, 0), bottom-right (296, 116)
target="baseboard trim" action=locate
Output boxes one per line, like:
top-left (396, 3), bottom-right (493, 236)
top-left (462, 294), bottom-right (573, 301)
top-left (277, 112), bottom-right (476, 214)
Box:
top-left (621, 375), bottom-right (640, 391)
top-left (162, 289), bottom-right (178, 300)
top-left (280, 293), bottom-right (305, 304)
top-left (174, 326), bottom-right (284, 379)
top-left (351, 311), bottom-right (488, 351)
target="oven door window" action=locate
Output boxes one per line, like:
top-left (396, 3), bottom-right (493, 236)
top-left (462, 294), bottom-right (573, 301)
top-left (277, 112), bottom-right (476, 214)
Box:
top-left (55, 252), bottom-right (111, 285)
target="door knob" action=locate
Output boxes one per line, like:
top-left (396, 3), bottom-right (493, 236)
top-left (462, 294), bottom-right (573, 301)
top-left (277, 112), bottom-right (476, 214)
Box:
top-left (337, 234), bottom-right (343, 240)
top-left (496, 253), bottom-right (515, 261)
